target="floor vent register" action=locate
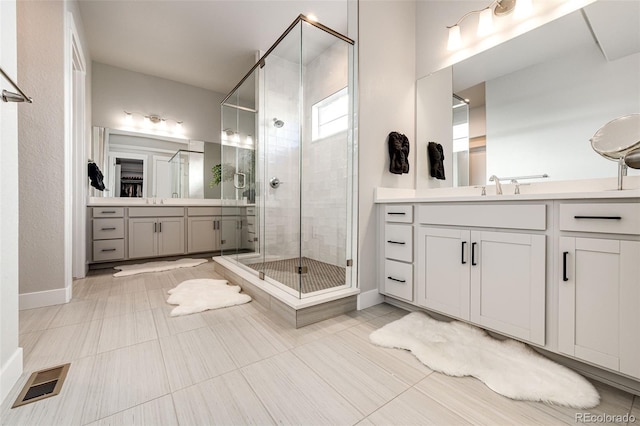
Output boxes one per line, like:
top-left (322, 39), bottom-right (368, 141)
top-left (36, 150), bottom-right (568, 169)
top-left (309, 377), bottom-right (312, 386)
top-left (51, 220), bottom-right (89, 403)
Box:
top-left (12, 363), bottom-right (70, 408)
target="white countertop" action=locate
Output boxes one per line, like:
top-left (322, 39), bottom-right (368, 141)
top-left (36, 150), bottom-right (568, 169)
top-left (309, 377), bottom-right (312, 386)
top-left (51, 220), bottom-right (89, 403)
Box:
top-left (88, 197), bottom-right (255, 207)
top-left (375, 177), bottom-right (640, 203)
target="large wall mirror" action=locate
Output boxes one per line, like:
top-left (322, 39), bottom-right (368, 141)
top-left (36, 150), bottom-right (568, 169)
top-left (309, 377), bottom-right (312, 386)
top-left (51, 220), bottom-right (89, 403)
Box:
top-left (421, 0), bottom-right (640, 187)
top-left (91, 127), bottom-right (223, 199)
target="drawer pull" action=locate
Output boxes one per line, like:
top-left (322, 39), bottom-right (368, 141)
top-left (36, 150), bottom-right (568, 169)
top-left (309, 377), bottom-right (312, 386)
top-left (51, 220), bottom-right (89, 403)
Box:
top-left (101, 248), bottom-right (117, 252)
top-left (387, 212), bottom-right (406, 215)
top-left (387, 240), bottom-right (406, 245)
top-left (101, 227), bottom-right (116, 231)
top-left (562, 251), bottom-right (569, 282)
top-left (101, 210), bottom-right (116, 214)
top-left (471, 242), bottom-right (478, 266)
top-left (573, 215), bottom-right (621, 220)
top-left (461, 241), bottom-right (467, 264)
top-left (387, 276), bottom-right (406, 283)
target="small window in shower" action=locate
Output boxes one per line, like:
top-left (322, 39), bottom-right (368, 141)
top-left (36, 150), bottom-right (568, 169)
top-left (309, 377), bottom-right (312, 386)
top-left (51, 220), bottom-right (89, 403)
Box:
top-left (312, 87), bottom-right (348, 141)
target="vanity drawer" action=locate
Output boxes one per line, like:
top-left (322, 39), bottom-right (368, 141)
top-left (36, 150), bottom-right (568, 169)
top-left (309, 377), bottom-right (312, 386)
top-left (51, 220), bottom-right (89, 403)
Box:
top-left (559, 203), bottom-right (640, 235)
top-left (93, 207), bottom-right (124, 218)
top-left (384, 224), bottom-right (413, 262)
top-left (93, 239), bottom-right (125, 262)
top-left (384, 259), bottom-right (413, 301)
top-left (384, 205), bottom-right (413, 223)
top-left (129, 207), bottom-right (185, 217)
top-left (93, 218), bottom-right (125, 240)
top-left (187, 207), bottom-right (222, 217)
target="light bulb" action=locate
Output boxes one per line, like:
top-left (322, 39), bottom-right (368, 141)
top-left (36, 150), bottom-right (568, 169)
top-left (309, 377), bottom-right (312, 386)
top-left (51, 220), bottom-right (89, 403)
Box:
top-left (515, 0), bottom-right (533, 18)
top-left (124, 112), bottom-right (133, 124)
top-left (306, 13), bottom-right (318, 22)
top-left (246, 135), bottom-right (253, 145)
top-left (143, 116), bottom-right (151, 128)
top-left (175, 121), bottom-right (183, 133)
top-left (477, 7), bottom-right (493, 36)
top-left (447, 25), bottom-right (461, 51)
top-left (234, 133), bottom-right (240, 143)
top-left (159, 119), bottom-right (167, 129)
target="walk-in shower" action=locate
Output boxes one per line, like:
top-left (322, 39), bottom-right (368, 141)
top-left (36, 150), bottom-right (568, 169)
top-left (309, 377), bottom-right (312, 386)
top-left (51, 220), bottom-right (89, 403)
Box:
top-left (218, 14), bottom-right (355, 300)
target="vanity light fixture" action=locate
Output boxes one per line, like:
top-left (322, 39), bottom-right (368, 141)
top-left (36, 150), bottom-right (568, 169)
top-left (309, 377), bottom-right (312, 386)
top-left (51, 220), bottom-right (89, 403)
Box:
top-left (123, 111), bottom-right (183, 133)
top-left (447, 0), bottom-right (531, 51)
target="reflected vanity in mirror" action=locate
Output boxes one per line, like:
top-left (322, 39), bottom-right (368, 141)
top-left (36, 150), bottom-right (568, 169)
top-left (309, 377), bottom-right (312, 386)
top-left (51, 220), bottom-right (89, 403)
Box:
top-left (419, 0), bottom-right (640, 188)
top-left (91, 127), bottom-right (222, 199)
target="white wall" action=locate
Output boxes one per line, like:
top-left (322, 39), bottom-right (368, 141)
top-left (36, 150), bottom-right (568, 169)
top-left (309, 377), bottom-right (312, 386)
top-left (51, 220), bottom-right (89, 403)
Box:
top-left (0, 0), bottom-right (23, 404)
top-left (92, 62), bottom-right (225, 144)
top-left (358, 0), bottom-right (416, 295)
top-left (17, 0), bottom-right (67, 301)
top-left (487, 46), bottom-right (640, 182)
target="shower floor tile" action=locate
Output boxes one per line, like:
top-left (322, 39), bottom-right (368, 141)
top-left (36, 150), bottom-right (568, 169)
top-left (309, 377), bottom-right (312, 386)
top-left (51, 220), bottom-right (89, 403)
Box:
top-left (245, 257), bottom-right (345, 293)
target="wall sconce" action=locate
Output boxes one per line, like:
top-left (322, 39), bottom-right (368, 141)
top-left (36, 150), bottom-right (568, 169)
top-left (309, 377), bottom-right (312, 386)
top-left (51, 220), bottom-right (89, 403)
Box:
top-left (447, 0), bottom-right (533, 51)
top-left (124, 111), bottom-right (184, 134)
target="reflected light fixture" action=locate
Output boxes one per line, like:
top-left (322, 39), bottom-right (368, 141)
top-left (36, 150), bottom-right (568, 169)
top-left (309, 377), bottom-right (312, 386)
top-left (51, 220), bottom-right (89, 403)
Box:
top-left (447, 0), bottom-right (530, 51)
top-left (306, 13), bottom-right (318, 22)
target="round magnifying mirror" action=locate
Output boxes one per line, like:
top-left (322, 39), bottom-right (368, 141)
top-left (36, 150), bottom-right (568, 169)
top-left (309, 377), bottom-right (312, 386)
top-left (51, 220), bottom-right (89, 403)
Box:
top-left (590, 113), bottom-right (640, 161)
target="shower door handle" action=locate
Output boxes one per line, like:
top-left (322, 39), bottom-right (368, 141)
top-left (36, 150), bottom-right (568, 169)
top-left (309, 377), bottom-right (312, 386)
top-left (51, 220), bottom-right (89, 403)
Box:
top-left (234, 173), bottom-right (246, 189)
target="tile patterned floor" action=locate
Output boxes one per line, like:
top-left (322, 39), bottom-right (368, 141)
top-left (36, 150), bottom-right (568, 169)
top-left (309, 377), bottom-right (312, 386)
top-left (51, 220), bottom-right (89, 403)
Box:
top-left (1, 261), bottom-right (638, 425)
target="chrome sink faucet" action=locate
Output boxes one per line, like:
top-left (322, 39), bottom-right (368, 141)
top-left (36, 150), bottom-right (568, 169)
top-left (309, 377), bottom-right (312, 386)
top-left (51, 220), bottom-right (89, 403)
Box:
top-left (511, 179), bottom-right (520, 195)
top-left (489, 175), bottom-right (502, 195)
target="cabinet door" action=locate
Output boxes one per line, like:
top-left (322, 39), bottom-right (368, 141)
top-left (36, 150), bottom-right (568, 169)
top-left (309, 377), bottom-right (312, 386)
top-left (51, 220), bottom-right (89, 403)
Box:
top-left (128, 218), bottom-right (157, 259)
top-left (470, 231), bottom-right (545, 345)
top-left (220, 216), bottom-right (240, 252)
top-left (158, 217), bottom-right (185, 256)
top-left (559, 237), bottom-right (640, 378)
top-left (187, 216), bottom-right (219, 253)
top-left (416, 227), bottom-right (470, 320)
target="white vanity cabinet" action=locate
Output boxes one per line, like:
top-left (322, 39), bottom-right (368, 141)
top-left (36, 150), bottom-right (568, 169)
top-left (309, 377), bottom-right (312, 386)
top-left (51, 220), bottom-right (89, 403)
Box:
top-left (128, 207), bottom-right (185, 259)
top-left (187, 207), bottom-right (221, 253)
top-left (558, 202), bottom-right (640, 380)
top-left (414, 204), bottom-right (546, 345)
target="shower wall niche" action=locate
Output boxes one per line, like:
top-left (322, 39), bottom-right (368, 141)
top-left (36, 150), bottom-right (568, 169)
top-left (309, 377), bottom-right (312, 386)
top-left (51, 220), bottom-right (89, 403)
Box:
top-left (220, 15), bottom-right (355, 299)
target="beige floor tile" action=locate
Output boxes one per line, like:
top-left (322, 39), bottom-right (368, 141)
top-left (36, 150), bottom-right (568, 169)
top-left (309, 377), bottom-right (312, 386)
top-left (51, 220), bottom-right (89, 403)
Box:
top-left (356, 418), bottom-right (376, 426)
top-left (147, 287), bottom-right (172, 309)
top-left (210, 315), bottom-right (286, 367)
top-left (108, 276), bottom-right (147, 296)
top-left (629, 396), bottom-right (640, 426)
top-left (159, 326), bottom-right (237, 391)
top-left (172, 370), bottom-right (275, 425)
top-left (241, 351), bottom-right (362, 425)
top-left (23, 319), bottom-right (102, 372)
top-left (199, 300), bottom-right (262, 326)
top-left (18, 305), bottom-right (61, 334)
top-left (333, 328), bottom-right (431, 385)
top-left (414, 373), bottom-right (569, 425)
top-left (85, 394), bottom-right (178, 426)
top-left (101, 290), bottom-right (150, 319)
top-left (151, 306), bottom-right (207, 337)
top-left (293, 334), bottom-right (411, 416)
top-left (144, 273), bottom-right (175, 291)
top-left (48, 299), bottom-right (100, 328)
top-left (367, 387), bottom-right (471, 425)
top-left (80, 340), bottom-right (171, 423)
top-left (97, 309), bottom-right (158, 353)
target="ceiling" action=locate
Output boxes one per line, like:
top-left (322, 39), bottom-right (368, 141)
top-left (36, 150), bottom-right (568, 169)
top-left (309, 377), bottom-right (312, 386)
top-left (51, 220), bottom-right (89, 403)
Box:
top-left (77, 1), bottom-right (350, 96)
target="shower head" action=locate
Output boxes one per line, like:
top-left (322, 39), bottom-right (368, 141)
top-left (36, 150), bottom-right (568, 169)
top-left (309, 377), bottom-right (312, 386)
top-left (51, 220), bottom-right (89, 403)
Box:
top-left (273, 118), bottom-right (284, 128)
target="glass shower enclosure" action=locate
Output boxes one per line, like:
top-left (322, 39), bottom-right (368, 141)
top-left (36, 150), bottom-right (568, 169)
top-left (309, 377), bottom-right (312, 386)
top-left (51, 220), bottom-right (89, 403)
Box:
top-left (220, 15), bottom-right (355, 299)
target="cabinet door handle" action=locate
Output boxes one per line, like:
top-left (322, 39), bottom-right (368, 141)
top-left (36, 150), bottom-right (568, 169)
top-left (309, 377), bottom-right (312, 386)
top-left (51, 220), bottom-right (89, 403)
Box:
top-left (159, 222), bottom-right (162, 233)
top-left (101, 210), bottom-right (116, 214)
top-left (101, 248), bottom-right (116, 252)
top-left (471, 242), bottom-right (477, 266)
top-left (387, 212), bottom-right (406, 215)
top-left (574, 215), bottom-right (621, 220)
top-left (461, 241), bottom-right (467, 264)
top-left (387, 240), bottom-right (405, 245)
top-left (387, 276), bottom-right (406, 283)
top-left (153, 223), bottom-right (157, 233)
top-left (562, 251), bottom-right (569, 282)
top-left (101, 227), bottom-right (116, 231)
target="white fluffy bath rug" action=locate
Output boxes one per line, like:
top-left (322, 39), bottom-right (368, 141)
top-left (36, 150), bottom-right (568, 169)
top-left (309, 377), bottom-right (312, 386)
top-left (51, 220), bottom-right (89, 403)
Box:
top-left (369, 312), bottom-right (600, 409)
top-left (113, 258), bottom-right (208, 277)
top-left (166, 278), bottom-right (251, 317)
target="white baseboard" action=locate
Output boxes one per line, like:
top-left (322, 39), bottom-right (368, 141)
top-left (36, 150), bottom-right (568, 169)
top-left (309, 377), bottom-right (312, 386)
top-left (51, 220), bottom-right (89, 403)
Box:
top-left (0, 347), bottom-right (23, 405)
top-left (19, 287), bottom-right (68, 310)
top-left (357, 289), bottom-right (384, 310)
